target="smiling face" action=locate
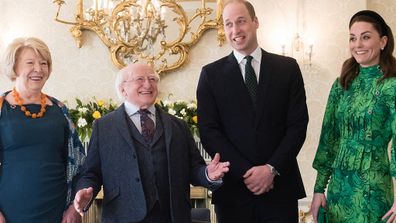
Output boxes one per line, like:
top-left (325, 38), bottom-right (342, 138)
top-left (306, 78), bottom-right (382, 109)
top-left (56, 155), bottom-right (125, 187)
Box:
top-left (119, 64), bottom-right (159, 109)
top-left (349, 21), bottom-right (388, 67)
top-left (222, 1), bottom-right (259, 56)
top-left (14, 47), bottom-right (50, 93)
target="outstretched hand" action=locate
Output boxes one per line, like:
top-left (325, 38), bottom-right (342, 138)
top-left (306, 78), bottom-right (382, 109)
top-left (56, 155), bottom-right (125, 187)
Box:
top-left (207, 153), bottom-right (230, 181)
top-left (73, 187), bottom-right (94, 216)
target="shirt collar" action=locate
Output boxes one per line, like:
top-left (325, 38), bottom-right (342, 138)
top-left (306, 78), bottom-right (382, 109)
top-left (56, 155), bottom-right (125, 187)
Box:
top-left (124, 101), bottom-right (156, 117)
top-left (233, 47), bottom-right (262, 64)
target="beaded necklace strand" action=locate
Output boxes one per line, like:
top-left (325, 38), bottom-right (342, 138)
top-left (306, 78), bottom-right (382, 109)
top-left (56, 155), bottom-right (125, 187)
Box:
top-left (12, 87), bottom-right (47, 118)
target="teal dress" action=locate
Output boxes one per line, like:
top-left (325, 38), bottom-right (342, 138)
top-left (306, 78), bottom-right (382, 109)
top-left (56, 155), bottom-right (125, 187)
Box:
top-left (313, 65), bottom-right (396, 223)
top-left (0, 100), bottom-right (68, 223)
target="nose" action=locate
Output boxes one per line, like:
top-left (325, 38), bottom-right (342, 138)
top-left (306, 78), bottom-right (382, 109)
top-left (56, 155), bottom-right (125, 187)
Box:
top-left (34, 62), bottom-right (42, 72)
top-left (142, 78), bottom-right (152, 87)
top-left (355, 38), bottom-right (363, 47)
top-left (232, 23), bottom-right (239, 34)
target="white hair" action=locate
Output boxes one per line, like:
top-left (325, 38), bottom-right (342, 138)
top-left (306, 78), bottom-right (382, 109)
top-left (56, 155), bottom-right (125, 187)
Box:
top-left (114, 63), bottom-right (160, 103)
top-left (114, 68), bottom-right (126, 102)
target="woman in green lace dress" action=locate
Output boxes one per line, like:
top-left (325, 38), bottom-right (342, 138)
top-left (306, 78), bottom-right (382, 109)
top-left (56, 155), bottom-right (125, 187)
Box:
top-left (311, 10), bottom-right (396, 223)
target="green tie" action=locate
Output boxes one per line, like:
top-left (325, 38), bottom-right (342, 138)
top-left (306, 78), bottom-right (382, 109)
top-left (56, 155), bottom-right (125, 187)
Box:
top-left (244, 55), bottom-right (258, 103)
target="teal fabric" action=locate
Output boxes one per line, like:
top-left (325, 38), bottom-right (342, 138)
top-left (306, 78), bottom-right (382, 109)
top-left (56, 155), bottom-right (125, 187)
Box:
top-left (0, 92), bottom-right (85, 206)
top-left (313, 65), bottom-right (396, 222)
top-left (0, 102), bottom-right (67, 222)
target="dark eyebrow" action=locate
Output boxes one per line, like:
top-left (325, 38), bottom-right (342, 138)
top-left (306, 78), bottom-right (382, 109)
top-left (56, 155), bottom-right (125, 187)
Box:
top-left (350, 31), bottom-right (373, 36)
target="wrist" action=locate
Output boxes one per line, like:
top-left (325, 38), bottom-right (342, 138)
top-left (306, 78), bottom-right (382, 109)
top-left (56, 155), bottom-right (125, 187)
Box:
top-left (266, 164), bottom-right (280, 176)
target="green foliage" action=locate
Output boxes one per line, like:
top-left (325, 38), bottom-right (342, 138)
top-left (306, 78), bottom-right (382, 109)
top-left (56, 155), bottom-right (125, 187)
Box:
top-left (156, 99), bottom-right (198, 136)
top-left (68, 98), bottom-right (118, 140)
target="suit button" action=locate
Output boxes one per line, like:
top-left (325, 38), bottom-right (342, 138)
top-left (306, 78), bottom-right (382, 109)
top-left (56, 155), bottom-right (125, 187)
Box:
top-left (135, 178), bottom-right (140, 182)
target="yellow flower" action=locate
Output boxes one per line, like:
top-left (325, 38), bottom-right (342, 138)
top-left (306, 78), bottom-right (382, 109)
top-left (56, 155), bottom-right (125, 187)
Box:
top-left (97, 100), bottom-right (105, 107)
top-left (92, 111), bottom-right (101, 119)
top-left (192, 115), bottom-right (198, 124)
top-left (155, 98), bottom-right (161, 105)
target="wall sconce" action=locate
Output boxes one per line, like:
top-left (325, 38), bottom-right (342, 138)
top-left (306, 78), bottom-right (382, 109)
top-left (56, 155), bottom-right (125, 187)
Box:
top-left (53, 0), bottom-right (225, 74)
top-left (281, 33), bottom-right (314, 66)
top-left (278, 0), bottom-right (314, 66)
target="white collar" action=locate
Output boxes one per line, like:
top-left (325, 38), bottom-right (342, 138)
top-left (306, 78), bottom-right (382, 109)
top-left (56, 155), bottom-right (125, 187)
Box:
top-left (124, 101), bottom-right (156, 116)
top-left (233, 47), bottom-right (262, 64)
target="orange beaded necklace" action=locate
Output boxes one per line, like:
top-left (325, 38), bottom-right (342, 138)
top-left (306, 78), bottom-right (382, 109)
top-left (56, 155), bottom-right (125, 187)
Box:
top-left (12, 87), bottom-right (47, 118)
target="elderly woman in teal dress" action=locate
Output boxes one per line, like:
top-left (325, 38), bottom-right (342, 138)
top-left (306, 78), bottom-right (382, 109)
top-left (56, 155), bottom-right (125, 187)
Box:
top-left (0, 37), bottom-right (85, 223)
top-left (311, 10), bottom-right (396, 223)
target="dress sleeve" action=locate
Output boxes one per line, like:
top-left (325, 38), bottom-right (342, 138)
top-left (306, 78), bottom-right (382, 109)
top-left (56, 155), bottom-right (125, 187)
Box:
top-left (312, 79), bottom-right (342, 193)
top-left (390, 95), bottom-right (396, 178)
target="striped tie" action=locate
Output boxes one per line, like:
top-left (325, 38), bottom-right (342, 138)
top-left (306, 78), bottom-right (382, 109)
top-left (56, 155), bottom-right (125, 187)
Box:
top-left (244, 55), bottom-right (258, 104)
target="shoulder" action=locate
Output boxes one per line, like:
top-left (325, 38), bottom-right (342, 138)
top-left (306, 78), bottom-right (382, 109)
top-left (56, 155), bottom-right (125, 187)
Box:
top-left (96, 106), bottom-right (123, 124)
top-left (47, 95), bottom-right (68, 109)
top-left (379, 77), bottom-right (396, 94)
top-left (0, 91), bottom-right (11, 112)
top-left (157, 106), bottom-right (188, 128)
top-left (262, 50), bottom-right (298, 65)
top-left (325, 78), bottom-right (344, 101)
top-left (202, 53), bottom-right (233, 72)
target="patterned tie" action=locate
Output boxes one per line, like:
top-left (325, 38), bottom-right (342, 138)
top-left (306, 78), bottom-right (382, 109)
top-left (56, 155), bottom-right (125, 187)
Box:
top-left (244, 55), bottom-right (258, 103)
top-left (138, 109), bottom-right (155, 143)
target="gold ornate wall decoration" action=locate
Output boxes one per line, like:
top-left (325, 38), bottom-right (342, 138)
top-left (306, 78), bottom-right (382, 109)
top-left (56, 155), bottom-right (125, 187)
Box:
top-left (53, 0), bottom-right (225, 74)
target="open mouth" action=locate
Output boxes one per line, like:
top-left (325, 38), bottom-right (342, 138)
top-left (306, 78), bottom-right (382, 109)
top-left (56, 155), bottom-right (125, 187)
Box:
top-left (29, 76), bottom-right (44, 81)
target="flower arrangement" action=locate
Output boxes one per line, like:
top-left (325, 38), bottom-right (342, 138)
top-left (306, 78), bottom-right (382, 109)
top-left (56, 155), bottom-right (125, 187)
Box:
top-left (67, 98), bottom-right (118, 140)
top-left (67, 96), bottom-right (198, 141)
top-left (156, 98), bottom-right (199, 136)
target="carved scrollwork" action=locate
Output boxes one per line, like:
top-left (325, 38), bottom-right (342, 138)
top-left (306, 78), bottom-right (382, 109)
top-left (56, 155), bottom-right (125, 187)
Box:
top-left (53, 0), bottom-right (225, 74)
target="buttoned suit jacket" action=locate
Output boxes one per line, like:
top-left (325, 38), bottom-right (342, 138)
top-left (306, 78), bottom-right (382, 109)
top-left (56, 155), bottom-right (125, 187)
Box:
top-left (197, 49), bottom-right (309, 205)
top-left (75, 104), bottom-right (214, 223)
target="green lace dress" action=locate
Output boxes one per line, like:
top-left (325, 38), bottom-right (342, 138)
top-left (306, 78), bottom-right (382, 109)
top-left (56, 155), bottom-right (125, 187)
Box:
top-left (313, 65), bottom-right (396, 223)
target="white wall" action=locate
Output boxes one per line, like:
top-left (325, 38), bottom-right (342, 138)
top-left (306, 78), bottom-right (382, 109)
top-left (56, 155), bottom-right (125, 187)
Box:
top-left (1, 0), bottom-right (394, 203)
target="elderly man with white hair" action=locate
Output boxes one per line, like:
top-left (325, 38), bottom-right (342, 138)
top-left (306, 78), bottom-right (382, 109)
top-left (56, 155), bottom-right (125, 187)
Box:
top-left (73, 63), bottom-right (229, 223)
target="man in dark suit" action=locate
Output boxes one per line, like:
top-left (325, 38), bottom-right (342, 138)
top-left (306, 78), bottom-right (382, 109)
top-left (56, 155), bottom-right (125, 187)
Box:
top-left (73, 63), bottom-right (230, 223)
top-left (197, 0), bottom-right (309, 222)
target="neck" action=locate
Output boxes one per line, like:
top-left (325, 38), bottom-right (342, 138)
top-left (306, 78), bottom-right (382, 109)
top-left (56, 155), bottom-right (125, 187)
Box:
top-left (14, 87), bottom-right (43, 103)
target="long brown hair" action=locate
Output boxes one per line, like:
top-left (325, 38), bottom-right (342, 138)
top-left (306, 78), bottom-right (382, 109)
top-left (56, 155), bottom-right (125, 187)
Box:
top-left (340, 10), bottom-right (396, 89)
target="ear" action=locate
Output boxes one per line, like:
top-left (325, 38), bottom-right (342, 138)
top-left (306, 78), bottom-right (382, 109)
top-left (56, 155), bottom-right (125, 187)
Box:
top-left (380, 36), bottom-right (388, 50)
top-left (119, 85), bottom-right (127, 97)
top-left (253, 16), bottom-right (259, 29)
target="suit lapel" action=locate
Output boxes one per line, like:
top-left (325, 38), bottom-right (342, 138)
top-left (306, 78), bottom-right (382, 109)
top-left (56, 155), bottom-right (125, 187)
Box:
top-left (255, 50), bottom-right (273, 127)
top-left (114, 104), bottom-right (137, 149)
top-left (156, 105), bottom-right (172, 159)
top-left (225, 53), bottom-right (256, 115)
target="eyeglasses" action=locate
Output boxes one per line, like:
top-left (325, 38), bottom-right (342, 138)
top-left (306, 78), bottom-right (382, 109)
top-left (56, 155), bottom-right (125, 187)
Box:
top-left (124, 76), bottom-right (160, 85)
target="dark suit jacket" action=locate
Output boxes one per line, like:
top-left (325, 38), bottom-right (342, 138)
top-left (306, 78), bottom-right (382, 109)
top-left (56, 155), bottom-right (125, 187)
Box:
top-left (75, 104), bottom-right (215, 223)
top-left (197, 49), bottom-right (308, 205)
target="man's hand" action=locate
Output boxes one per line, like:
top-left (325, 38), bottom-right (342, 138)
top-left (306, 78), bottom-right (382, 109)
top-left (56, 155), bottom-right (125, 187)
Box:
top-left (243, 165), bottom-right (274, 195)
top-left (73, 187), bottom-right (94, 216)
top-left (0, 211), bottom-right (5, 223)
top-left (61, 204), bottom-right (82, 223)
top-left (207, 153), bottom-right (230, 181)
